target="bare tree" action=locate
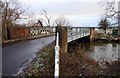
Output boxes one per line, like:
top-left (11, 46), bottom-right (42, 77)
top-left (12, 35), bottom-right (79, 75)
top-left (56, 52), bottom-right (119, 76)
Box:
top-left (100, 0), bottom-right (120, 26)
top-left (26, 13), bottom-right (37, 26)
top-left (55, 16), bottom-right (71, 26)
top-left (2, 0), bottom-right (29, 40)
top-left (98, 17), bottom-right (111, 34)
top-left (41, 10), bottom-right (59, 26)
top-left (41, 10), bottom-right (52, 26)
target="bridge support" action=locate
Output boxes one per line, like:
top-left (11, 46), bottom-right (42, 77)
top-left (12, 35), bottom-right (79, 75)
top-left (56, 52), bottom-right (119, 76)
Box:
top-left (90, 27), bottom-right (95, 41)
top-left (55, 27), bottom-right (95, 53)
top-left (56, 26), bottom-right (68, 52)
top-left (118, 27), bottom-right (120, 35)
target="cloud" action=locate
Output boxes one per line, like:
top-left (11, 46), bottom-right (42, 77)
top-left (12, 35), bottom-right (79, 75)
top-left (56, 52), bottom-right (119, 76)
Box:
top-left (34, 14), bottom-right (100, 26)
top-left (19, 0), bottom-right (102, 3)
top-left (25, 2), bottom-right (104, 16)
top-left (19, 0), bottom-right (105, 26)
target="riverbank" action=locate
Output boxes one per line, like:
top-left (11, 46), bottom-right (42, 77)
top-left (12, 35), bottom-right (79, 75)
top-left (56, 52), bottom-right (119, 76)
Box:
top-left (94, 33), bottom-right (120, 42)
top-left (25, 41), bottom-right (55, 77)
top-left (25, 40), bottom-right (120, 77)
top-left (61, 41), bottom-right (120, 76)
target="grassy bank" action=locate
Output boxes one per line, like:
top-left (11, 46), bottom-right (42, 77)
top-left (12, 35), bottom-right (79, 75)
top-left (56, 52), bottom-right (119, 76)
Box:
top-left (60, 44), bottom-right (102, 76)
top-left (25, 40), bottom-right (120, 77)
top-left (25, 41), bottom-right (55, 77)
top-left (59, 40), bottom-right (120, 76)
top-left (95, 33), bottom-right (120, 41)
top-left (25, 41), bottom-right (102, 76)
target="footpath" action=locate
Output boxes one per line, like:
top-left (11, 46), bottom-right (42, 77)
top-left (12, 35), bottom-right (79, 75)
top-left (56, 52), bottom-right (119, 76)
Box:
top-left (3, 33), bottom-right (55, 44)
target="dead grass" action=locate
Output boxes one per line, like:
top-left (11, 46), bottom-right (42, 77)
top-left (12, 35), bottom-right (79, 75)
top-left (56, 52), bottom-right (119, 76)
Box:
top-left (59, 47), bottom-right (102, 76)
top-left (25, 41), bottom-right (55, 77)
top-left (25, 40), bottom-right (120, 77)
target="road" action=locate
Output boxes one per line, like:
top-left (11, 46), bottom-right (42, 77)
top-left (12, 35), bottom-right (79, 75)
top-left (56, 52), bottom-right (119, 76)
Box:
top-left (2, 36), bottom-right (55, 76)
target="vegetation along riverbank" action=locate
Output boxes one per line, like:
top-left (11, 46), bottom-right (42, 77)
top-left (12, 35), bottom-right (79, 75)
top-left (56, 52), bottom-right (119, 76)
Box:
top-left (25, 39), bottom-right (120, 77)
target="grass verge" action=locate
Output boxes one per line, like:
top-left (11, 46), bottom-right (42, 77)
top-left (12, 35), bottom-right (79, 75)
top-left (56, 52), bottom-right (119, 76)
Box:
top-left (24, 40), bottom-right (120, 77)
top-left (25, 41), bottom-right (55, 77)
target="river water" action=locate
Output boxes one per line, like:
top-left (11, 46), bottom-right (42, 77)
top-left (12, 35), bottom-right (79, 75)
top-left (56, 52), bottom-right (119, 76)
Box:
top-left (81, 41), bottom-right (120, 68)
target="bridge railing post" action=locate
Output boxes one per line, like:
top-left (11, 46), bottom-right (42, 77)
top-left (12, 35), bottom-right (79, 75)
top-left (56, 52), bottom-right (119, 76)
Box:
top-left (56, 26), bottom-right (68, 53)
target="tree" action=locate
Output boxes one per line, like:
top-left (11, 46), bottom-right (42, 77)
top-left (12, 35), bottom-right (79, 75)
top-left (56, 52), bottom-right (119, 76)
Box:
top-left (55, 16), bottom-right (71, 26)
top-left (2, 0), bottom-right (29, 40)
top-left (40, 10), bottom-right (71, 27)
top-left (41, 10), bottom-right (52, 26)
top-left (118, 1), bottom-right (120, 26)
top-left (100, 0), bottom-right (120, 26)
top-left (98, 18), bottom-right (111, 34)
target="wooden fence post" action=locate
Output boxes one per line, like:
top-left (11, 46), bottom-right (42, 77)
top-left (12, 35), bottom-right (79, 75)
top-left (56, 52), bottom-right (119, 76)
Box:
top-left (56, 26), bottom-right (68, 52)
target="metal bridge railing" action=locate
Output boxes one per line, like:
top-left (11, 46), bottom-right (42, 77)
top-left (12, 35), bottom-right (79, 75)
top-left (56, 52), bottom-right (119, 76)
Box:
top-left (67, 27), bottom-right (90, 42)
top-left (30, 27), bottom-right (55, 36)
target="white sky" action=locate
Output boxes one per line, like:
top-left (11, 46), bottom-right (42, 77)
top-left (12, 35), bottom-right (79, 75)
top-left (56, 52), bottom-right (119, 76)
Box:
top-left (18, 0), bottom-right (119, 26)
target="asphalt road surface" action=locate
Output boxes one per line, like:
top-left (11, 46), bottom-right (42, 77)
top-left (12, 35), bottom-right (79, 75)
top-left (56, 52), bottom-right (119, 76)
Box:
top-left (2, 36), bottom-right (55, 76)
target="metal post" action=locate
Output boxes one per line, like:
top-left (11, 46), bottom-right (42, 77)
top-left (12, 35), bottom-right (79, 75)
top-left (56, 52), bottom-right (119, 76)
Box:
top-left (54, 32), bottom-right (59, 78)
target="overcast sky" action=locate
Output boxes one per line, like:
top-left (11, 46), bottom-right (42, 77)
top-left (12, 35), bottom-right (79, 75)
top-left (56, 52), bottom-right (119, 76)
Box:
top-left (18, 0), bottom-right (119, 27)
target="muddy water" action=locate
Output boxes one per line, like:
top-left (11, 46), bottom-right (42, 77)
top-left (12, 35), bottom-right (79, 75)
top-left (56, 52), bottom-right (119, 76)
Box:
top-left (81, 41), bottom-right (120, 68)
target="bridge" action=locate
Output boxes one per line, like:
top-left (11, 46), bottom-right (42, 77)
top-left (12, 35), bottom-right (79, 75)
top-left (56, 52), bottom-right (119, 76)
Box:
top-left (54, 26), bottom-right (95, 77)
top-left (8, 26), bottom-right (95, 51)
top-left (6, 26), bottom-right (120, 50)
top-left (55, 26), bottom-right (95, 52)
top-left (3, 26), bottom-right (120, 76)
top-left (6, 26), bottom-right (95, 52)
top-left (54, 26), bottom-right (120, 77)
top-left (67, 27), bottom-right (91, 42)
top-left (5, 26), bottom-right (93, 43)
top-left (3, 26), bottom-right (93, 76)
top-left (3, 26), bottom-right (55, 43)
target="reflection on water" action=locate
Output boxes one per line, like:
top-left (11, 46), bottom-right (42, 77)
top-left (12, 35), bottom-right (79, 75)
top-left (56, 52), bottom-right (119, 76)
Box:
top-left (92, 44), bottom-right (118, 61)
top-left (80, 41), bottom-right (120, 68)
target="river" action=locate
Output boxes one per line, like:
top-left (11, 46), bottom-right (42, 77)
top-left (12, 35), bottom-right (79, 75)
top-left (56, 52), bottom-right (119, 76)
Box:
top-left (81, 40), bottom-right (120, 68)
